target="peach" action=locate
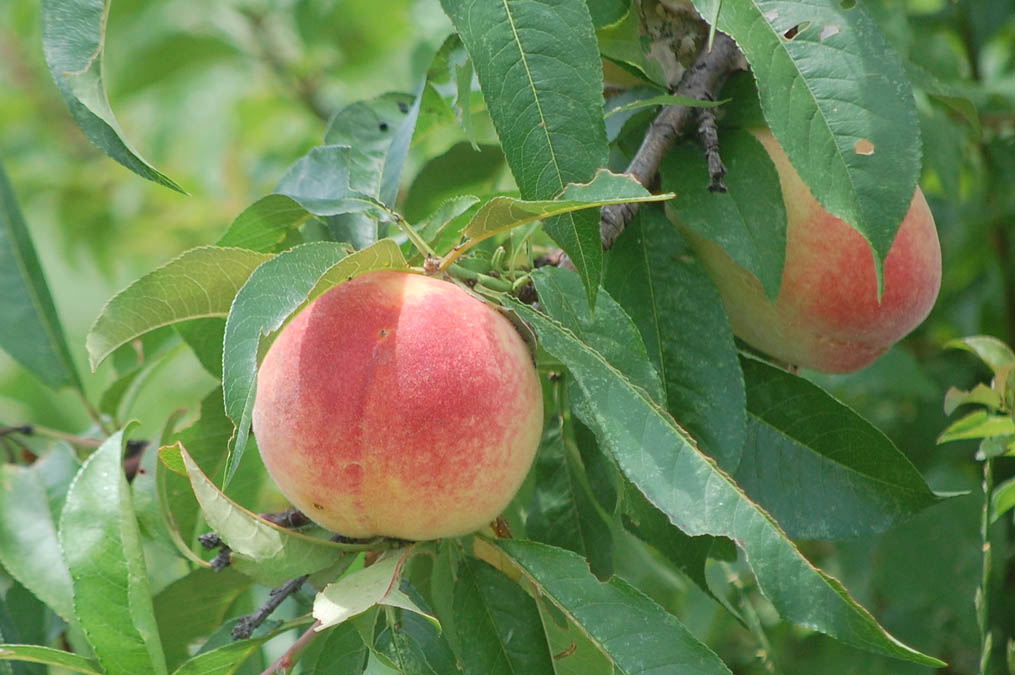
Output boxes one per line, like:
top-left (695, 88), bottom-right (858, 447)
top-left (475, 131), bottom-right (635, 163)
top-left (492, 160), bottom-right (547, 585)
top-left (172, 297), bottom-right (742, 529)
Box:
top-left (252, 270), bottom-right (543, 540)
top-left (683, 127), bottom-right (941, 373)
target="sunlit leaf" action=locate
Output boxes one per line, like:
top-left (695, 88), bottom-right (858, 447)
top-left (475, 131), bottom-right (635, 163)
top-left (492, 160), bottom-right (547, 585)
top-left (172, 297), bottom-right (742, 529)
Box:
top-left (86, 247), bottom-right (272, 370)
top-left (167, 443), bottom-right (368, 587)
top-left (314, 549), bottom-right (431, 631)
top-left (40, 0), bottom-right (183, 191)
top-left (0, 645), bottom-right (100, 675)
top-left (59, 428), bottom-right (168, 674)
top-left (945, 336), bottom-right (1015, 375)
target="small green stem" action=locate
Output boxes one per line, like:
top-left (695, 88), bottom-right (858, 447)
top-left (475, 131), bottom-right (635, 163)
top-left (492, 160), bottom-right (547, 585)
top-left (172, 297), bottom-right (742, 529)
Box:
top-left (723, 563), bottom-right (776, 673)
top-left (388, 209), bottom-right (436, 259)
top-left (980, 457), bottom-right (995, 675)
top-left (448, 264), bottom-right (514, 293)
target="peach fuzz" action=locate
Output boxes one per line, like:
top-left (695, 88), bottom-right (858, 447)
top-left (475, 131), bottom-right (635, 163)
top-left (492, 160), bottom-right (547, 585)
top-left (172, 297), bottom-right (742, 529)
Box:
top-left (684, 127), bottom-right (941, 373)
top-left (252, 270), bottom-right (543, 540)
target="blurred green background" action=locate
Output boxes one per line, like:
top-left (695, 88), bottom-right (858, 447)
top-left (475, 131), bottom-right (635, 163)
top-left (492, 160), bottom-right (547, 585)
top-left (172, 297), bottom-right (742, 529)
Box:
top-left (1, 0), bottom-right (1013, 671)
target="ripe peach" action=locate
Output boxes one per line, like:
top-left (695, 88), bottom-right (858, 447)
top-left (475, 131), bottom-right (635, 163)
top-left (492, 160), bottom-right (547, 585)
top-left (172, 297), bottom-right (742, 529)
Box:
top-left (252, 270), bottom-right (543, 540)
top-left (683, 128), bottom-right (941, 373)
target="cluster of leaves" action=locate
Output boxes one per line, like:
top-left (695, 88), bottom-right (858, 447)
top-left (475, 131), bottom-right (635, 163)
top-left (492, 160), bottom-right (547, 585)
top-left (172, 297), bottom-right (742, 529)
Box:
top-left (0, 0), bottom-right (1013, 672)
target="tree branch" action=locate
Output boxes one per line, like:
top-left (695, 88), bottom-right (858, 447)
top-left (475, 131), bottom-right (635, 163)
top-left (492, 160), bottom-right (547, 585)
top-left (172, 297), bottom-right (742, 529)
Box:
top-left (600, 31), bottom-right (743, 249)
top-left (232, 574), bottom-right (310, 640)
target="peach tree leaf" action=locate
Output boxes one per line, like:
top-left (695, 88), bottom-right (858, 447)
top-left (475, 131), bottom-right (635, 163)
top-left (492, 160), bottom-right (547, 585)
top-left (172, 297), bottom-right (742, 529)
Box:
top-left (495, 540), bottom-right (730, 673)
top-left (0, 646), bottom-right (101, 674)
top-left (440, 0), bottom-right (609, 307)
top-left (314, 549), bottom-right (430, 631)
top-left (505, 299), bottom-right (944, 666)
top-left (153, 567), bottom-right (251, 671)
top-left (0, 447), bottom-right (79, 627)
top-left (736, 355), bottom-right (943, 540)
top-left (451, 558), bottom-right (554, 673)
top-left (938, 411), bottom-right (1015, 444)
top-left (945, 336), bottom-right (1015, 375)
top-left (216, 195), bottom-right (314, 253)
top-left (58, 427), bottom-right (168, 675)
top-left (0, 160), bottom-right (81, 391)
top-left (690, 0), bottom-right (920, 289)
top-left (526, 419), bottom-right (615, 581)
top-left (462, 170), bottom-right (672, 244)
top-left (604, 207), bottom-right (747, 471)
top-left (41, 0), bottom-right (183, 192)
top-left (86, 247), bottom-right (272, 371)
top-left (660, 130), bottom-right (787, 301)
top-left (221, 239), bottom-right (407, 485)
top-left (374, 609), bottom-right (458, 675)
top-left (169, 443), bottom-right (368, 587)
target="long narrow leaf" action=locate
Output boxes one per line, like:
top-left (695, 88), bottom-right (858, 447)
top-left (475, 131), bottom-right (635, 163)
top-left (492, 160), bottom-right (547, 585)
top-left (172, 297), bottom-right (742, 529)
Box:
top-left (440, 0), bottom-right (609, 305)
top-left (507, 300), bottom-right (942, 666)
top-left (0, 159), bottom-right (81, 391)
top-left (40, 0), bottom-right (183, 191)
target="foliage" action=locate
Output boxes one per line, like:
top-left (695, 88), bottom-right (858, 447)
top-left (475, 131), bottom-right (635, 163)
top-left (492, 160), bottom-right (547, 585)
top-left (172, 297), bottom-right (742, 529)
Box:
top-left (0, 0), bottom-right (1013, 672)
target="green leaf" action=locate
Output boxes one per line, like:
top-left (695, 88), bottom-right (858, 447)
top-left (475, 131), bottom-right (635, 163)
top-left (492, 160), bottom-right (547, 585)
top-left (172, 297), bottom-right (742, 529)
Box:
top-left (526, 419), bottom-right (614, 580)
top-left (170, 443), bottom-right (367, 586)
top-left (216, 195), bottom-right (314, 253)
top-left (938, 410), bottom-right (1015, 444)
top-left (904, 61), bottom-right (981, 140)
top-left (375, 608), bottom-right (459, 675)
top-left (587, 0), bottom-right (629, 29)
top-left (737, 355), bottom-right (942, 540)
top-left (505, 301), bottom-right (943, 666)
top-left (461, 170), bottom-right (672, 246)
top-left (621, 480), bottom-right (711, 585)
top-left (535, 597), bottom-right (613, 675)
top-left (0, 159), bottom-right (81, 391)
top-left (59, 428), bottom-right (168, 674)
top-left (86, 247), bottom-right (272, 370)
top-left (314, 549), bottom-right (430, 631)
top-left (691, 0), bottom-right (920, 284)
top-left (452, 558), bottom-right (554, 674)
top-left (403, 144), bottom-right (504, 224)
top-left (170, 638), bottom-right (268, 675)
top-left (990, 477), bottom-right (1015, 524)
top-left (154, 567), bottom-right (251, 671)
top-left (944, 383), bottom-right (1003, 415)
top-left (604, 207), bottom-right (746, 470)
top-left (495, 540), bottom-right (730, 673)
top-left (155, 389), bottom-right (247, 563)
top-left (175, 319), bottom-right (227, 378)
top-left (945, 336), bottom-right (1015, 375)
top-left (323, 92), bottom-right (420, 208)
top-left (300, 623), bottom-right (370, 675)
top-left (221, 239), bottom-right (407, 484)
top-left (532, 266), bottom-right (663, 402)
top-left (0, 449), bottom-right (78, 625)
top-left (604, 93), bottom-right (727, 117)
top-left (0, 646), bottom-right (100, 675)
top-left (660, 130), bottom-right (787, 300)
top-left (40, 0), bottom-right (183, 192)
top-left (440, 0), bottom-right (609, 305)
